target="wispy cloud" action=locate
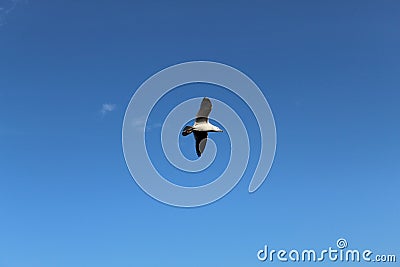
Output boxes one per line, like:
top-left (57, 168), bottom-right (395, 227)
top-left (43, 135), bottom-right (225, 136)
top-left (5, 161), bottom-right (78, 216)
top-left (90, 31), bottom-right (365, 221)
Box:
top-left (101, 103), bottom-right (116, 115)
top-left (132, 116), bottom-right (162, 132)
top-left (146, 122), bottom-right (162, 131)
top-left (0, 0), bottom-right (21, 26)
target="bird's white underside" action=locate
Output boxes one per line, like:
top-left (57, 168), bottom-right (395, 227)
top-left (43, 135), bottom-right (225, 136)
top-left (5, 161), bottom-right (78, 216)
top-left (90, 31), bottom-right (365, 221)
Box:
top-left (193, 122), bottom-right (221, 132)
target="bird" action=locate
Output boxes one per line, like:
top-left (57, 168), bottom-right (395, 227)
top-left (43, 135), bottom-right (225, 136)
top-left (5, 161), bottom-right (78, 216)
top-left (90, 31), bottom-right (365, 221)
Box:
top-left (182, 97), bottom-right (223, 157)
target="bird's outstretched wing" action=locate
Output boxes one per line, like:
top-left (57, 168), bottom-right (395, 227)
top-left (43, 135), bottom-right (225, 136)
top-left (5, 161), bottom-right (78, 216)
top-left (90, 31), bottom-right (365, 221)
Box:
top-left (195, 97), bottom-right (212, 124)
top-left (194, 131), bottom-right (208, 157)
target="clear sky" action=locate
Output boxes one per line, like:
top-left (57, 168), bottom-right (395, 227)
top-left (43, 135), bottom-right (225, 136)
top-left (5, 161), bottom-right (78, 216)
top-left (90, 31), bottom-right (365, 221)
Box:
top-left (1, 1), bottom-right (399, 266)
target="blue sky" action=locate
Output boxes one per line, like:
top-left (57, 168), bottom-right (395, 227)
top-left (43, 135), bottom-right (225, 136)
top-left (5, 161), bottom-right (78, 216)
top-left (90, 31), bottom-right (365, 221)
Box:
top-left (1, 1), bottom-right (399, 266)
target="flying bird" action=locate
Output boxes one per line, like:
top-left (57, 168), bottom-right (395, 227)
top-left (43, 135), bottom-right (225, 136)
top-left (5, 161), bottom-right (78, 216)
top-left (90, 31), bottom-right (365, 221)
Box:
top-left (182, 97), bottom-right (223, 157)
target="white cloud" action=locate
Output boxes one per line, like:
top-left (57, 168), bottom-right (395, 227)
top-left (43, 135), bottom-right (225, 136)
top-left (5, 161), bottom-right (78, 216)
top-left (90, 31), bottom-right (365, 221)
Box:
top-left (132, 116), bottom-right (146, 128)
top-left (0, 0), bottom-right (21, 25)
top-left (132, 116), bottom-right (162, 132)
top-left (146, 122), bottom-right (162, 132)
top-left (101, 103), bottom-right (116, 114)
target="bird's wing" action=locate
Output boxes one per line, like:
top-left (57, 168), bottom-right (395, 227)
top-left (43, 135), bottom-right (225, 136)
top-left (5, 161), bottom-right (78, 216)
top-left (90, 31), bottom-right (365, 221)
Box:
top-left (195, 97), bottom-right (212, 124)
top-left (194, 131), bottom-right (208, 157)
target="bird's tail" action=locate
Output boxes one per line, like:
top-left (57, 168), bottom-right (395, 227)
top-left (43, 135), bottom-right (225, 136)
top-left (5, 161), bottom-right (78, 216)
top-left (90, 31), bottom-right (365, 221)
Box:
top-left (182, 126), bottom-right (194, 136)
